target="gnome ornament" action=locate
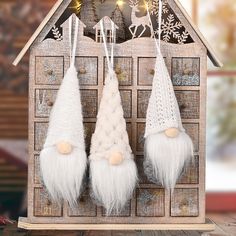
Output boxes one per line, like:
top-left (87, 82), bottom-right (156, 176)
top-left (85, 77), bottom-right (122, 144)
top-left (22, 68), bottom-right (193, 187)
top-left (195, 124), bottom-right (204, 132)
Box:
top-left (89, 19), bottom-right (137, 215)
top-left (144, 4), bottom-right (193, 190)
top-left (40, 16), bottom-right (87, 207)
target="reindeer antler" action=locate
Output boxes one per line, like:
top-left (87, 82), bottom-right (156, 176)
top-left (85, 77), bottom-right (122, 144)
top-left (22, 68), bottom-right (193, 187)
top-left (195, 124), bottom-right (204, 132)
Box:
top-left (129, 0), bottom-right (139, 7)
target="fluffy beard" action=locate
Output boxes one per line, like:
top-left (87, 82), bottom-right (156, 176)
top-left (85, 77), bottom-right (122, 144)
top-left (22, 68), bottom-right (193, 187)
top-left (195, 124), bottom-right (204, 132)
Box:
top-left (144, 132), bottom-right (193, 190)
top-left (90, 158), bottom-right (137, 215)
top-left (40, 147), bottom-right (87, 208)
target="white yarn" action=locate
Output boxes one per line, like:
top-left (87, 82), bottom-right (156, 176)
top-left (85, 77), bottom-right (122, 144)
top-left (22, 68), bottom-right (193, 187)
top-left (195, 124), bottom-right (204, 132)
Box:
top-left (40, 15), bottom-right (87, 207)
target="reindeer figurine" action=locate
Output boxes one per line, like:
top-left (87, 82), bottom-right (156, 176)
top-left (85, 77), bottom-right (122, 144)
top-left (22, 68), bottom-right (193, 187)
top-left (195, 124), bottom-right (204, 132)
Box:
top-left (129, 0), bottom-right (153, 39)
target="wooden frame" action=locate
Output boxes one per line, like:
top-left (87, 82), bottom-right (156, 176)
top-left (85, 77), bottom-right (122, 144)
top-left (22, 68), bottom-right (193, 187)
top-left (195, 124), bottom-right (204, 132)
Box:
top-left (13, 0), bottom-right (222, 230)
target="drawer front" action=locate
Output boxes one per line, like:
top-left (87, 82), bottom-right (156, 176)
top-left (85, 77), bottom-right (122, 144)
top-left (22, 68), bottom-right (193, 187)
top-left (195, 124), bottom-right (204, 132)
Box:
top-left (183, 123), bottom-right (199, 152)
top-left (120, 90), bottom-right (132, 118)
top-left (102, 201), bottom-right (131, 217)
top-left (136, 188), bottom-right (165, 217)
top-left (104, 57), bottom-right (133, 86)
top-left (68, 189), bottom-right (97, 217)
top-left (172, 58), bottom-right (200, 86)
top-left (177, 155), bottom-right (199, 184)
top-left (34, 155), bottom-right (41, 184)
top-left (35, 56), bottom-right (64, 85)
top-left (81, 90), bottom-right (98, 118)
top-left (34, 188), bottom-right (62, 217)
top-left (75, 57), bottom-right (98, 86)
top-left (34, 122), bottom-right (48, 151)
top-left (171, 188), bottom-right (199, 216)
top-left (35, 89), bottom-right (57, 117)
top-left (175, 91), bottom-right (200, 119)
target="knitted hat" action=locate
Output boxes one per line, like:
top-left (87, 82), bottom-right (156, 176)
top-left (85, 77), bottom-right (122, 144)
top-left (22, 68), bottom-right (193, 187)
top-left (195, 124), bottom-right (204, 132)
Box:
top-left (144, 48), bottom-right (184, 138)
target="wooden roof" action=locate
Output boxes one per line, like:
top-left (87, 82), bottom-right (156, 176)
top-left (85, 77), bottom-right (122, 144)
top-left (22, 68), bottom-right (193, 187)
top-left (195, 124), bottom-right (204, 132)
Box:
top-left (13, 0), bottom-right (222, 67)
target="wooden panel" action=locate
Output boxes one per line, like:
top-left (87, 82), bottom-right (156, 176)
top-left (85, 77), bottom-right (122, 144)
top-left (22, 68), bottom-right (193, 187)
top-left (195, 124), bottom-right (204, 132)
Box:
top-left (120, 90), bottom-right (132, 118)
top-left (177, 155), bottom-right (199, 184)
top-left (136, 188), bottom-right (165, 217)
top-left (175, 91), bottom-right (200, 119)
top-left (34, 122), bottom-right (48, 151)
top-left (126, 123), bottom-right (132, 147)
top-left (136, 123), bottom-right (145, 152)
top-left (137, 90), bottom-right (151, 119)
top-left (35, 89), bottom-right (57, 117)
top-left (34, 188), bottom-right (62, 217)
top-left (104, 57), bottom-right (132, 86)
top-left (34, 155), bottom-right (41, 184)
top-left (138, 57), bottom-right (156, 86)
top-left (75, 57), bottom-right (98, 86)
top-left (138, 57), bottom-right (168, 86)
top-left (68, 189), bottom-right (97, 217)
top-left (102, 201), bottom-right (131, 217)
top-left (183, 123), bottom-right (199, 152)
top-left (171, 188), bottom-right (199, 217)
top-left (81, 90), bottom-right (98, 118)
top-left (172, 58), bottom-right (200, 86)
top-left (84, 122), bottom-right (96, 152)
top-left (35, 56), bottom-right (64, 85)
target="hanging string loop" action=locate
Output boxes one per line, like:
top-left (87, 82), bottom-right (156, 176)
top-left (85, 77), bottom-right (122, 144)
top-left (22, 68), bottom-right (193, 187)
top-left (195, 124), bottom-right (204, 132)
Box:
top-left (69, 15), bottom-right (79, 67)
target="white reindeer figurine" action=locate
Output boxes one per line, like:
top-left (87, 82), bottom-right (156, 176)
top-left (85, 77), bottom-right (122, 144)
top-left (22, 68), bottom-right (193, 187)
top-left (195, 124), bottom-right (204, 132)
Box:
top-left (129, 0), bottom-right (153, 39)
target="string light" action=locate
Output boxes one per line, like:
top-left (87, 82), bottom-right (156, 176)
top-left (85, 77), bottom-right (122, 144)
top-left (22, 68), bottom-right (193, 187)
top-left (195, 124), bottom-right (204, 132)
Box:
top-left (68, 0), bottom-right (82, 14)
top-left (116, 0), bottom-right (124, 7)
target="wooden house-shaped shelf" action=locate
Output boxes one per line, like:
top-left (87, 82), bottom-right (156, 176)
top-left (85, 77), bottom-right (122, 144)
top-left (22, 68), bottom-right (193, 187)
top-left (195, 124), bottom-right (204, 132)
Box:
top-left (13, 0), bottom-right (222, 230)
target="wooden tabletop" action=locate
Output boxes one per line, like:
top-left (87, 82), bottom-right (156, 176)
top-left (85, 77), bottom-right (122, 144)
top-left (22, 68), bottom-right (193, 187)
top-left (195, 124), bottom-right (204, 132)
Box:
top-left (1, 213), bottom-right (236, 236)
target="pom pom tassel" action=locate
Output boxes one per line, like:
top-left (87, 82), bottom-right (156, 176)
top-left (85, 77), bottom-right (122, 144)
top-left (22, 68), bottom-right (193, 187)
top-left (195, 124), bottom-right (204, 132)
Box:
top-left (144, 132), bottom-right (193, 190)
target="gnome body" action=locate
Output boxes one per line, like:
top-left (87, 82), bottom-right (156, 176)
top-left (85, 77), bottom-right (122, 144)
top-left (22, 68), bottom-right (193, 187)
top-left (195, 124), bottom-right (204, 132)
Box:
top-left (40, 16), bottom-right (87, 207)
top-left (90, 71), bottom-right (137, 215)
top-left (89, 19), bottom-right (137, 215)
top-left (144, 46), bottom-right (193, 190)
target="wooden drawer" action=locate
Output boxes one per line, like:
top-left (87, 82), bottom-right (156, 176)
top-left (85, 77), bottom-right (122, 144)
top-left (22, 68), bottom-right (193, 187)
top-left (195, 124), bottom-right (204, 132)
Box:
top-left (75, 57), bottom-right (98, 86)
top-left (138, 57), bottom-right (168, 86)
top-left (34, 155), bottom-right (41, 184)
top-left (34, 188), bottom-right (63, 217)
top-left (175, 91), bottom-right (200, 119)
top-left (81, 90), bottom-right (98, 118)
top-left (84, 122), bottom-right (96, 152)
top-left (35, 89), bottom-right (57, 117)
top-left (104, 57), bottom-right (133, 86)
top-left (102, 201), bottom-right (131, 217)
top-left (177, 155), bottom-right (199, 184)
top-left (68, 189), bottom-right (97, 217)
top-left (34, 122), bottom-right (48, 151)
top-left (171, 188), bottom-right (199, 217)
top-left (35, 56), bottom-right (64, 85)
top-left (183, 123), bottom-right (199, 152)
top-left (136, 188), bottom-right (165, 217)
top-left (137, 90), bottom-right (200, 119)
top-left (172, 58), bottom-right (200, 86)
top-left (120, 90), bottom-right (132, 118)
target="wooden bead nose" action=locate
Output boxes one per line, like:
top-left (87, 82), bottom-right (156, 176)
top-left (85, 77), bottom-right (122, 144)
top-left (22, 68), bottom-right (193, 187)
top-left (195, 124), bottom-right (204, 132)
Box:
top-left (109, 152), bottom-right (124, 166)
top-left (165, 128), bottom-right (179, 138)
top-left (56, 141), bottom-right (73, 155)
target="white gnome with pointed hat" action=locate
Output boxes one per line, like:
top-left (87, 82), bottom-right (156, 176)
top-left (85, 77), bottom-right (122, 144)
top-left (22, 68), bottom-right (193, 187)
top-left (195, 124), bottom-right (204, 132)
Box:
top-left (89, 17), bottom-right (137, 215)
top-left (144, 2), bottom-right (193, 190)
top-left (40, 15), bottom-right (87, 207)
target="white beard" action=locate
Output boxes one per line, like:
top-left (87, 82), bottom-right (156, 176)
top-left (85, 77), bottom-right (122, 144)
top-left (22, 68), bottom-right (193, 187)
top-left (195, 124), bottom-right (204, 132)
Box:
top-left (144, 132), bottom-right (193, 190)
top-left (90, 158), bottom-right (137, 215)
top-left (40, 146), bottom-right (87, 207)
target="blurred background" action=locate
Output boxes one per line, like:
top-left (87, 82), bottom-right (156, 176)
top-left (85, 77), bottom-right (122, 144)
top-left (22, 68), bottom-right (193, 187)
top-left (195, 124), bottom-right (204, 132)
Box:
top-left (0, 0), bottom-right (235, 221)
